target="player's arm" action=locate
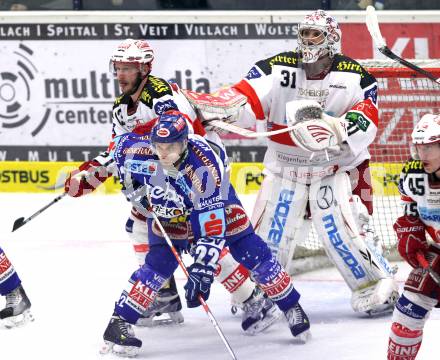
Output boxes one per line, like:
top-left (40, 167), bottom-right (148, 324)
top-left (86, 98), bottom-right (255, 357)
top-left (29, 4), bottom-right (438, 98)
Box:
top-left (232, 55), bottom-right (278, 127)
top-left (393, 160), bottom-right (429, 268)
top-left (342, 70), bottom-right (379, 157)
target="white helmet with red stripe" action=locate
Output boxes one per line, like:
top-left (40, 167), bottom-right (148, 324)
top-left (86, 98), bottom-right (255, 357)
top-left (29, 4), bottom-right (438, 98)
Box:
top-left (411, 113), bottom-right (440, 145)
top-left (109, 38), bottom-right (154, 75)
top-left (298, 10), bottom-right (341, 64)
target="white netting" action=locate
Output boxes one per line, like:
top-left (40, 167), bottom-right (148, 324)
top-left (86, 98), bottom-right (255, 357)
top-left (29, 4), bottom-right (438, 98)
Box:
top-left (290, 59), bottom-right (440, 272)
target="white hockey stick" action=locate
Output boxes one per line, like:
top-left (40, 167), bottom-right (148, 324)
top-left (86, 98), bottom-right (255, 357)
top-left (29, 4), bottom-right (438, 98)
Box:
top-left (366, 6), bottom-right (440, 85)
top-left (208, 119), bottom-right (298, 138)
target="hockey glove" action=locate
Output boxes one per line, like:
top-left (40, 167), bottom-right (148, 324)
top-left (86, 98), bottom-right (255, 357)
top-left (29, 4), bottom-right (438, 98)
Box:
top-left (64, 160), bottom-right (110, 197)
top-left (393, 215), bottom-right (428, 268)
top-left (184, 263), bottom-right (215, 308)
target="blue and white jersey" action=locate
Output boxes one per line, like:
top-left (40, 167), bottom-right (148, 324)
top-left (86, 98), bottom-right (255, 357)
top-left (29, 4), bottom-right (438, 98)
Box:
top-left (111, 133), bottom-right (235, 242)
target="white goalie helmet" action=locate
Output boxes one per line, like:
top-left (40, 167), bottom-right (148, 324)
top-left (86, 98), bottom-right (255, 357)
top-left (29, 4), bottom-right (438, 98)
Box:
top-left (410, 113), bottom-right (440, 158)
top-left (298, 9), bottom-right (342, 64)
top-left (109, 38), bottom-right (154, 75)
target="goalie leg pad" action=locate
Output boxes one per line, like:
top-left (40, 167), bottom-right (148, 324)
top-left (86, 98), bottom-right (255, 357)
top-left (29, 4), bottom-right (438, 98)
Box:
top-left (310, 172), bottom-right (399, 313)
top-left (250, 171), bottom-right (308, 267)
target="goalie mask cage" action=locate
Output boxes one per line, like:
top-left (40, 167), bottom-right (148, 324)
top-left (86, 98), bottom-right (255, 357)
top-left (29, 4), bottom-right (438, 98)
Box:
top-left (289, 59), bottom-right (440, 274)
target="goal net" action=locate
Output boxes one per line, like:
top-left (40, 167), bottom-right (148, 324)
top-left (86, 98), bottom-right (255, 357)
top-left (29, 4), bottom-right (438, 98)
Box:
top-left (290, 59), bottom-right (440, 273)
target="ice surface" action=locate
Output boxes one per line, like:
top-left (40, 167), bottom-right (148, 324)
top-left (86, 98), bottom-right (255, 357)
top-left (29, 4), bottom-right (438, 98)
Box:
top-left (0, 193), bottom-right (438, 360)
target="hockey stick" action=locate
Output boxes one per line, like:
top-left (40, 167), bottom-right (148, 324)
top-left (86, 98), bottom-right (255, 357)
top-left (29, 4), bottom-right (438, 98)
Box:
top-left (125, 184), bottom-right (238, 360)
top-left (208, 119), bottom-right (298, 138)
top-left (366, 6), bottom-right (440, 85)
top-left (12, 192), bottom-right (67, 232)
top-left (416, 252), bottom-right (440, 286)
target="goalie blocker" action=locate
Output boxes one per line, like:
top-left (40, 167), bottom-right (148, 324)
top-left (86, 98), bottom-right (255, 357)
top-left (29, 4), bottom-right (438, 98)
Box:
top-left (252, 171), bottom-right (399, 315)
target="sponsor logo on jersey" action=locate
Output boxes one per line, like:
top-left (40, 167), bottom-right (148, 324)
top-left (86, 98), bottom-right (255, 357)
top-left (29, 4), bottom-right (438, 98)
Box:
top-left (197, 194), bottom-right (223, 210)
top-left (148, 76), bottom-right (170, 94)
top-left (245, 66), bottom-right (262, 80)
top-left (154, 99), bottom-right (178, 115)
top-left (268, 189), bottom-right (295, 247)
top-left (322, 214), bottom-right (366, 279)
top-left (345, 111), bottom-right (370, 132)
top-left (419, 206), bottom-right (440, 222)
top-left (124, 159), bottom-right (158, 175)
top-left (329, 84), bottom-right (347, 89)
top-left (336, 60), bottom-right (364, 75)
top-left (403, 160), bottom-right (424, 174)
top-left (225, 204), bottom-right (250, 236)
top-left (269, 54), bottom-right (298, 68)
top-left (199, 208), bottom-right (225, 237)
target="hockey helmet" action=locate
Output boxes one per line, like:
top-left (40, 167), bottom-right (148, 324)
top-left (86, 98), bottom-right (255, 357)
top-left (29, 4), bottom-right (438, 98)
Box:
top-left (151, 111), bottom-right (189, 145)
top-left (411, 113), bottom-right (440, 145)
top-left (298, 10), bottom-right (341, 64)
top-left (109, 38), bottom-right (154, 76)
top-left (410, 113), bottom-right (440, 161)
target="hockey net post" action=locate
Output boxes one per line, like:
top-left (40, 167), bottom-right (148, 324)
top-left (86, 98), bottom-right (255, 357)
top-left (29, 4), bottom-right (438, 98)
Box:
top-left (289, 60), bottom-right (440, 274)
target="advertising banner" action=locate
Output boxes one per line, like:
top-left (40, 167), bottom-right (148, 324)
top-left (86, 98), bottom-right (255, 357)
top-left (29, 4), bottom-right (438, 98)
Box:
top-left (0, 16), bottom-right (439, 163)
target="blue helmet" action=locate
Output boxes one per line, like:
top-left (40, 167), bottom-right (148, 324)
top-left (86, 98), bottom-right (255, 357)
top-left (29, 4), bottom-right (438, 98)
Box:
top-left (150, 111), bottom-right (189, 144)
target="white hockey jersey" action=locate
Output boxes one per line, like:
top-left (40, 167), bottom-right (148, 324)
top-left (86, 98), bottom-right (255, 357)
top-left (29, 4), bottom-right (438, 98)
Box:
top-left (234, 51), bottom-right (379, 183)
top-left (399, 159), bottom-right (440, 244)
top-left (92, 75), bottom-right (206, 171)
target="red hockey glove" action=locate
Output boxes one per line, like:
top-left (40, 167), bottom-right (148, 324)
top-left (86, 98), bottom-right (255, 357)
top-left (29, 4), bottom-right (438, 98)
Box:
top-left (393, 215), bottom-right (429, 268)
top-left (64, 160), bottom-right (110, 197)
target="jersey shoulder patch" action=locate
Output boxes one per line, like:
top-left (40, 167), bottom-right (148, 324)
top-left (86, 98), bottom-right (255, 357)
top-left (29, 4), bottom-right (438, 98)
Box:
top-left (254, 51), bottom-right (300, 76)
top-left (331, 54), bottom-right (376, 88)
top-left (139, 75), bottom-right (173, 108)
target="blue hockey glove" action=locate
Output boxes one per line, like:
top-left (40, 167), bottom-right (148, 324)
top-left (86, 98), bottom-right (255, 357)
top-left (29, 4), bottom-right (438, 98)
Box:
top-left (184, 263), bottom-right (215, 308)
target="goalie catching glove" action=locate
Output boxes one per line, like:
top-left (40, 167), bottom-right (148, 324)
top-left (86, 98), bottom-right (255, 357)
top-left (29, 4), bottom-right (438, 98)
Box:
top-left (286, 100), bottom-right (348, 152)
top-left (393, 215), bottom-right (429, 268)
top-left (64, 160), bottom-right (110, 197)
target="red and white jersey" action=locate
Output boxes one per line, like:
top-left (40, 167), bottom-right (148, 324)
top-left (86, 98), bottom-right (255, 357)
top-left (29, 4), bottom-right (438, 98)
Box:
top-left (398, 159), bottom-right (440, 244)
top-left (234, 51), bottom-right (379, 182)
top-left (92, 74), bottom-right (208, 170)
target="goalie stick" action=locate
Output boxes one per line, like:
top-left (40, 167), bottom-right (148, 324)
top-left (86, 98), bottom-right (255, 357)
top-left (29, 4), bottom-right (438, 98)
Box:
top-left (366, 6), bottom-right (440, 85)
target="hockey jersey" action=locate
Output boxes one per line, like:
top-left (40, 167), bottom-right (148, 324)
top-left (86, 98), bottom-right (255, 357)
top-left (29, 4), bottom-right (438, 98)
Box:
top-left (111, 133), bottom-right (237, 243)
top-left (234, 51), bottom-right (379, 183)
top-left (399, 159), bottom-right (440, 244)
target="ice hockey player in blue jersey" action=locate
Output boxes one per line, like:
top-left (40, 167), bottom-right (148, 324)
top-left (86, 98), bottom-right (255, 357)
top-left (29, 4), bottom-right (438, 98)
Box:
top-left (0, 246), bottom-right (33, 328)
top-left (100, 111), bottom-right (311, 357)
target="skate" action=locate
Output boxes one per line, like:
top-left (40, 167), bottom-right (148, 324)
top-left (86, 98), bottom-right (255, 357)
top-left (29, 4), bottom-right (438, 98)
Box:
top-left (136, 275), bottom-right (184, 327)
top-left (101, 314), bottom-right (142, 357)
top-left (284, 302), bottom-right (311, 343)
top-left (0, 284), bottom-right (33, 328)
top-left (241, 287), bottom-right (282, 335)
